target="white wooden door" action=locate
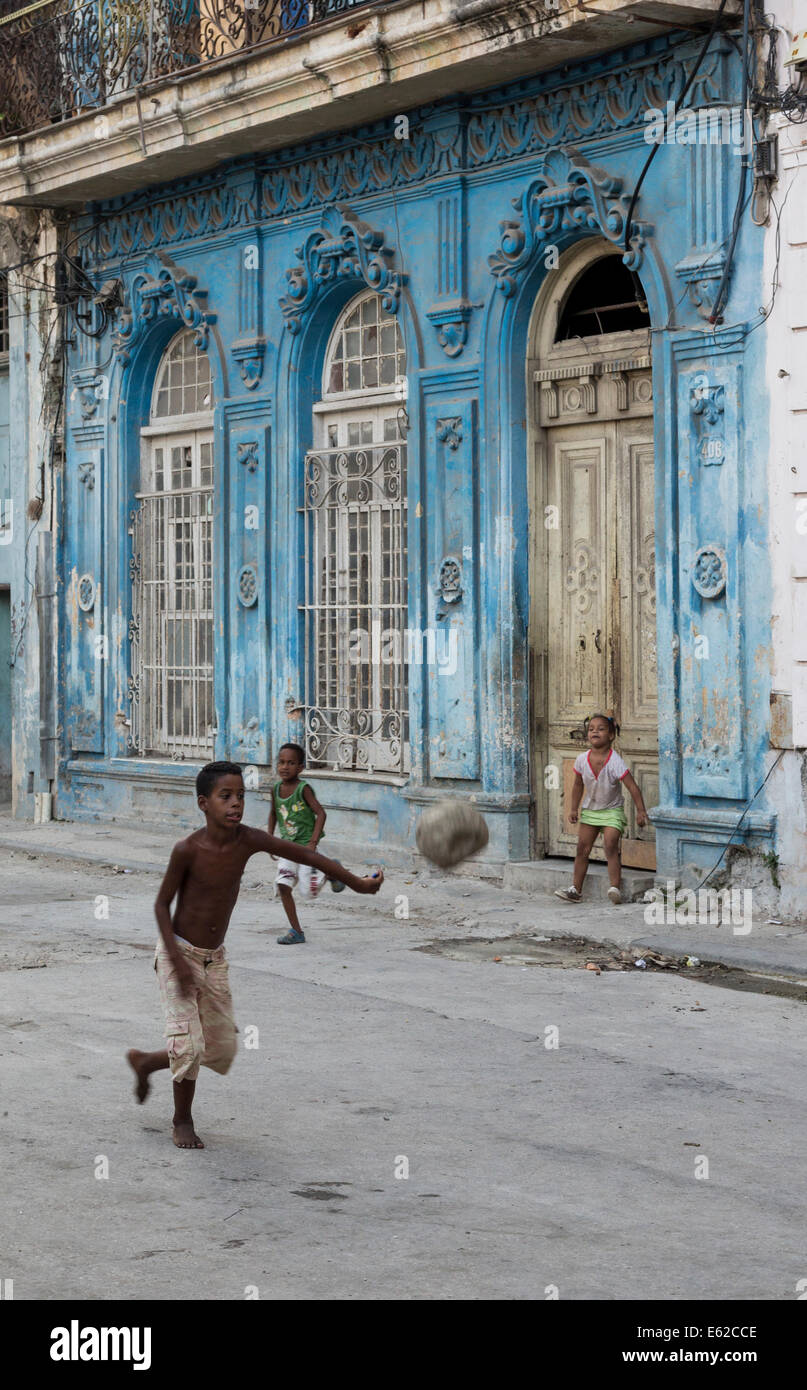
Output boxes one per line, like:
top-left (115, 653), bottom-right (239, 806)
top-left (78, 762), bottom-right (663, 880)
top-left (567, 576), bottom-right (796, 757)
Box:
top-left (536, 360), bottom-right (657, 868)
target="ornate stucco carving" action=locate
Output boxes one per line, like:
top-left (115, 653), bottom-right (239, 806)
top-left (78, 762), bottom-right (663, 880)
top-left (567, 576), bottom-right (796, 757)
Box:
top-left (279, 204), bottom-right (404, 335)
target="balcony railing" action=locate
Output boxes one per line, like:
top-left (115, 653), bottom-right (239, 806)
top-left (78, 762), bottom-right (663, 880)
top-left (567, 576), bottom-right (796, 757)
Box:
top-left (0, 0), bottom-right (370, 139)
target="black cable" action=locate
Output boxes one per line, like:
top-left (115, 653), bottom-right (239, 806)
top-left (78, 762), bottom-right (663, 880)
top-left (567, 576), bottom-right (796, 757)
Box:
top-left (709, 0), bottom-right (752, 322)
top-left (698, 750), bottom-right (785, 888)
top-left (623, 0), bottom-right (731, 264)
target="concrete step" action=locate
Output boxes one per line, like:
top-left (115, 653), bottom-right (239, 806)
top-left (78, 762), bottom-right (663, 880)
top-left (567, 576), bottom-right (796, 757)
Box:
top-left (503, 858), bottom-right (654, 902)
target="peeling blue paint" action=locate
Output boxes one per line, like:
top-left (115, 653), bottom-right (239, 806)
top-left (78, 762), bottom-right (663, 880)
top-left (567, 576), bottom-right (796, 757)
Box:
top-left (52, 29), bottom-right (774, 880)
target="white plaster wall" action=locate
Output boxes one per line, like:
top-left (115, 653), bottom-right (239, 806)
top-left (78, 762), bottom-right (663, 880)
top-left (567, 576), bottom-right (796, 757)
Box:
top-left (764, 0), bottom-right (807, 915)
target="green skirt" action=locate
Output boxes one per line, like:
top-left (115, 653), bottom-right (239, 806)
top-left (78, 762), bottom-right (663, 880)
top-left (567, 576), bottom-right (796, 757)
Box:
top-left (579, 807), bottom-right (627, 834)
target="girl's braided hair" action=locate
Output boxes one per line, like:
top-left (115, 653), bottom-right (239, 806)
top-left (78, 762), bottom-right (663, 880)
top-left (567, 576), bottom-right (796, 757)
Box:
top-left (584, 712), bottom-right (621, 738)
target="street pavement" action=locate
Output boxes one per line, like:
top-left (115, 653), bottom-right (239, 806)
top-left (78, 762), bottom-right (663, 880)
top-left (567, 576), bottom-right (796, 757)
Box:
top-left (1, 816), bottom-right (806, 1300)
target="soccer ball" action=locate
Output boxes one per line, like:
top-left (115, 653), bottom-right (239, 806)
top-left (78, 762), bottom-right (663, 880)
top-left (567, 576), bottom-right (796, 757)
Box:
top-left (415, 801), bottom-right (489, 869)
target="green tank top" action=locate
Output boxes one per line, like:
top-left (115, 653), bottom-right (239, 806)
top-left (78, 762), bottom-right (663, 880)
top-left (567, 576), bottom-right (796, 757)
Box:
top-left (272, 779), bottom-right (321, 845)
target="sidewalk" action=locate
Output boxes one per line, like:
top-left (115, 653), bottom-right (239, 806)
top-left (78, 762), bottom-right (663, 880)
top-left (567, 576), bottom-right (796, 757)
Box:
top-left (0, 811), bottom-right (805, 979)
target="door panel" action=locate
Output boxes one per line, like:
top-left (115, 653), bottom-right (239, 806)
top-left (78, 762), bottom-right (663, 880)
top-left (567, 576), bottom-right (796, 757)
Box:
top-left (615, 421), bottom-right (658, 868)
top-left (617, 427), bottom-right (657, 731)
top-left (541, 374), bottom-right (657, 869)
top-left (546, 426), bottom-right (611, 860)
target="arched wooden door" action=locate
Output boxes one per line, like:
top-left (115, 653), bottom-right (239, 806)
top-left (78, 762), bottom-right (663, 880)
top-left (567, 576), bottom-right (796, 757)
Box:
top-left (529, 248), bottom-right (658, 869)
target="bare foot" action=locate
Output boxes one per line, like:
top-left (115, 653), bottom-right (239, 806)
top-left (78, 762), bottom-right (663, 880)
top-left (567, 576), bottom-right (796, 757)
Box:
top-left (126, 1049), bottom-right (150, 1104)
top-left (173, 1123), bottom-right (204, 1150)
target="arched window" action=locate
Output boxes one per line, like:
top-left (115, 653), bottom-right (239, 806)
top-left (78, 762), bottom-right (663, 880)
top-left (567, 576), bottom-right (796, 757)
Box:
top-left (130, 331), bottom-right (215, 759)
top-left (151, 329), bottom-right (212, 419)
top-left (303, 292), bottom-right (409, 774)
top-left (556, 256), bottom-right (650, 341)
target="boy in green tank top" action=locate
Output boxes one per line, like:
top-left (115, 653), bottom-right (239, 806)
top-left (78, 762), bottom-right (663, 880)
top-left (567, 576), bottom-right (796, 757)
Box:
top-left (269, 743), bottom-right (329, 944)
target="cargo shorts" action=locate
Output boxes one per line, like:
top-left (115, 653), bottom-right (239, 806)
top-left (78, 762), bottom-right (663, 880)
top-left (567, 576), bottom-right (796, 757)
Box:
top-left (154, 937), bottom-right (238, 1083)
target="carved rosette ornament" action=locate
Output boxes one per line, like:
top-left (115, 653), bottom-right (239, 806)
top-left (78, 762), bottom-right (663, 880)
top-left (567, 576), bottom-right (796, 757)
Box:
top-left (77, 574), bottom-right (96, 613)
top-left (691, 546), bottom-right (727, 599)
top-left (237, 564), bottom-right (259, 607)
top-left (565, 542), bottom-right (599, 615)
top-left (488, 148), bottom-right (647, 297)
top-left (280, 203), bottom-right (405, 334)
top-left (112, 252), bottom-right (214, 367)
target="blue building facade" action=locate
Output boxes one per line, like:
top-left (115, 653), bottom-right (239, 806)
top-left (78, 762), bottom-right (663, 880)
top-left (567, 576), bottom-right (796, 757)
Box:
top-left (58, 29), bottom-right (776, 882)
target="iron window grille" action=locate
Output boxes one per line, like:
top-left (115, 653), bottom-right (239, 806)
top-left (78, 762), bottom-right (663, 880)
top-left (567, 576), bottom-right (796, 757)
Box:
top-left (128, 331), bottom-right (215, 759)
top-left (302, 294), bottom-right (409, 776)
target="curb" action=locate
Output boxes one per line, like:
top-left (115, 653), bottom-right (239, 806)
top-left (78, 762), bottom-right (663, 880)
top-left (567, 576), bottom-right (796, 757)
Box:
top-left (2, 830), bottom-right (807, 981)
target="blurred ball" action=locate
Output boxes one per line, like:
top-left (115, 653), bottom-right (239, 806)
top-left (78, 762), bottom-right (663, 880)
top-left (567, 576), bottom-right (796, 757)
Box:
top-left (415, 801), bottom-right (489, 868)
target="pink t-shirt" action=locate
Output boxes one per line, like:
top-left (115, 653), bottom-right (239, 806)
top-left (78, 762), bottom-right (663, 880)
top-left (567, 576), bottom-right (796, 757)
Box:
top-left (573, 749), bottom-right (629, 810)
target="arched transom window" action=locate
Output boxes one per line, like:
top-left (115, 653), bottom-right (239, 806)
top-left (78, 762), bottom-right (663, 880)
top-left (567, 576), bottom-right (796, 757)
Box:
top-left (303, 292), bottom-right (409, 775)
top-left (325, 294), bottom-right (405, 396)
top-left (152, 328), bottom-right (213, 418)
top-left (130, 331), bottom-right (215, 760)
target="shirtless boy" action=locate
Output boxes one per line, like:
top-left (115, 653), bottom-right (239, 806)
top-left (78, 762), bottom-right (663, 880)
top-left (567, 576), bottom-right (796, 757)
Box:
top-left (126, 761), bottom-right (383, 1149)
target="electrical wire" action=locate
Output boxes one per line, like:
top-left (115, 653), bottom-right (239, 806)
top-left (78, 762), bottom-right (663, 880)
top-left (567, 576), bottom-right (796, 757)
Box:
top-left (705, 172), bottom-right (792, 343)
top-left (698, 750), bottom-right (785, 888)
top-left (623, 0), bottom-right (731, 264)
top-left (709, 0), bottom-right (752, 322)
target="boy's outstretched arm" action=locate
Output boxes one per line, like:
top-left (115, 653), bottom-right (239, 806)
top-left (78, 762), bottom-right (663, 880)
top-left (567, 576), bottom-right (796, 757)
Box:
top-left (244, 827), bottom-right (382, 893)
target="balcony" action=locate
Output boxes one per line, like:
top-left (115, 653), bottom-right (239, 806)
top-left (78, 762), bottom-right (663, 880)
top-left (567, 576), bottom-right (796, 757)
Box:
top-left (0, 0), bottom-right (369, 138)
top-left (0, 0), bottom-right (738, 207)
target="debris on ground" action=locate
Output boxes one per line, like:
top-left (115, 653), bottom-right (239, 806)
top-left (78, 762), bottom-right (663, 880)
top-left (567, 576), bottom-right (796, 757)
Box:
top-left (418, 933), bottom-right (807, 1003)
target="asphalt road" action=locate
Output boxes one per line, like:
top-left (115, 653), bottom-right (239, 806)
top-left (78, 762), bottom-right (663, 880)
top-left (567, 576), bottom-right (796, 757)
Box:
top-left (1, 844), bottom-right (805, 1301)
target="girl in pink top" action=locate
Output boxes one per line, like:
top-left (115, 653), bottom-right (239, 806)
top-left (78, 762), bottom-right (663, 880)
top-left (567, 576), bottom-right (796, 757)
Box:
top-left (555, 713), bottom-right (649, 905)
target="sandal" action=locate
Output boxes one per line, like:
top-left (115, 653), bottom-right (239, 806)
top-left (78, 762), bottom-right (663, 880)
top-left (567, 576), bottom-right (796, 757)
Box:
top-left (277, 928), bottom-right (305, 944)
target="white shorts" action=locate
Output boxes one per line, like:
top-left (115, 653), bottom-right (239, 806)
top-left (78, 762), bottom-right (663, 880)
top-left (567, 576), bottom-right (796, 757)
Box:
top-left (275, 858), bottom-right (326, 899)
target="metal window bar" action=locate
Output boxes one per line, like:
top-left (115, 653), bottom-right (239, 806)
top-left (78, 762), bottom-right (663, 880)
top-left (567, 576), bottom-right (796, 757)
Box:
top-left (302, 441), bottom-right (408, 775)
top-left (129, 473), bottom-right (214, 760)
